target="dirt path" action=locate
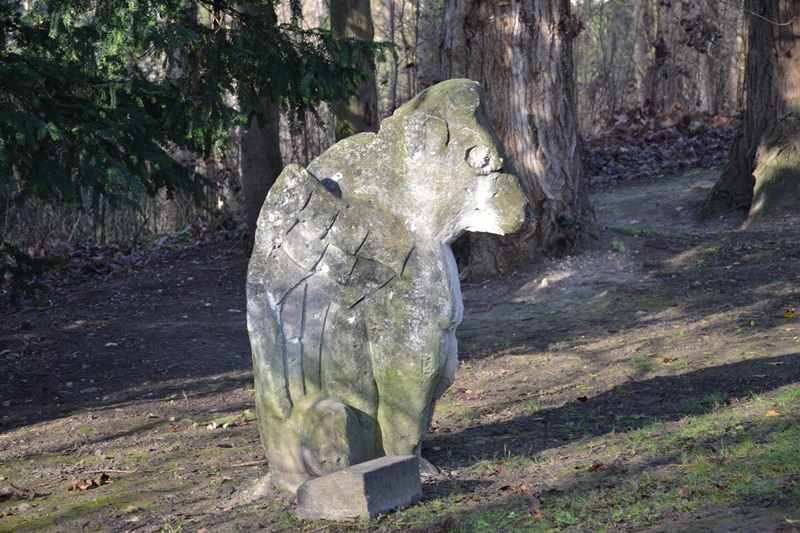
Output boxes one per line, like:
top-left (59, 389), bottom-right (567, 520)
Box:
top-left (1, 170), bottom-right (798, 532)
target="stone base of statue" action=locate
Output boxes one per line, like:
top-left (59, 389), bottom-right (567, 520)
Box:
top-left (296, 455), bottom-right (422, 520)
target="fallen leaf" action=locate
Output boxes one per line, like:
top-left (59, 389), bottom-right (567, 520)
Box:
top-left (530, 495), bottom-right (542, 510)
top-left (766, 410), bottom-right (780, 417)
top-left (0, 484), bottom-right (35, 501)
top-left (532, 511), bottom-right (545, 521)
top-left (518, 483), bottom-right (530, 493)
top-left (436, 517), bottom-right (460, 531)
top-left (588, 462), bottom-right (604, 472)
top-left (785, 309), bottom-right (795, 318)
top-left (529, 483), bottom-right (551, 497)
top-left (749, 319), bottom-right (757, 327)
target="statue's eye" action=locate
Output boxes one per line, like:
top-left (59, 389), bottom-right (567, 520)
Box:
top-left (466, 146), bottom-right (503, 172)
top-left (466, 146), bottom-right (490, 170)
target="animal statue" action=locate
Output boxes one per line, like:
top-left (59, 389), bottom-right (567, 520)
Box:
top-left (247, 79), bottom-right (531, 493)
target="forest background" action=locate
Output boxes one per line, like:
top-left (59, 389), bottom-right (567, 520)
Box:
top-left (0, 0), bottom-right (751, 304)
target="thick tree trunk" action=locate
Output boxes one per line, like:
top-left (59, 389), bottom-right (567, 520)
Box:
top-left (241, 102), bottom-right (284, 234)
top-left (703, 0), bottom-right (800, 224)
top-left (239, 4), bottom-right (284, 235)
top-left (330, 0), bottom-right (379, 140)
top-left (417, 0), bottom-right (441, 90)
top-left (440, 0), bottom-right (592, 278)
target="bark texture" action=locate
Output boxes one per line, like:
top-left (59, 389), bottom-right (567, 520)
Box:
top-left (239, 4), bottom-right (284, 235)
top-left (241, 102), bottom-right (284, 234)
top-left (703, 0), bottom-right (800, 223)
top-left (440, 0), bottom-right (592, 278)
top-left (417, 0), bottom-right (440, 90)
top-left (330, 0), bottom-right (379, 140)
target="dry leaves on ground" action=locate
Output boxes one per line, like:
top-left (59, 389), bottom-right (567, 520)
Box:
top-left (0, 484), bottom-right (35, 501)
top-left (69, 473), bottom-right (111, 492)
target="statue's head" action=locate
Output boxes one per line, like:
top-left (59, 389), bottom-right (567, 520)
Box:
top-left (378, 79), bottom-right (532, 241)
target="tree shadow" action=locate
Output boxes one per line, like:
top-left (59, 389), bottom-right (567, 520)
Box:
top-left (456, 218), bottom-right (798, 361)
top-left (424, 352), bottom-right (800, 467)
top-left (0, 242), bottom-right (254, 435)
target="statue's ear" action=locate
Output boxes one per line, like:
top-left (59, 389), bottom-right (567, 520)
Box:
top-left (445, 82), bottom-right (482, 115)
top-left (404, 113), bottom-right (449, 158)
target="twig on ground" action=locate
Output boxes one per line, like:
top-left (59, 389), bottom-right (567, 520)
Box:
top-left (226, 460), bottom-right (267, 469)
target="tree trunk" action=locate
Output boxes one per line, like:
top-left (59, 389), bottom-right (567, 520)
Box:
top-left (330, 0), bottom-right (379, 140)
top-left (241, 102), bottom-right (284, 234)
top-left (631, 0), bottom-right (651, 108)
top-left (440, 0), bottom-right (592, 278)
top-left (417, 0), bottom-right (441, 90)
top-left (239, 4), bottom-right (284, 235)
top-left (702, 0), bottom-right (800, 224)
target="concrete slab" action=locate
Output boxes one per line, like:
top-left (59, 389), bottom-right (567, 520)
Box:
top-left (296, 455), bottom-right (422, 521)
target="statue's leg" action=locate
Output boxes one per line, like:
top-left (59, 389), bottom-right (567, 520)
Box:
top-left (428, 327), bottom-right (458, 429)
top-left (368, 324), bottom-right (446, 464)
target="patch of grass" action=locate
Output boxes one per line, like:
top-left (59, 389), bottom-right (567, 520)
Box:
top-left (629, 355), bottom-right (654, 372)
top-left (680, 390), bottom-right (726, 414)
top-left (617, 225), bottom-right (657, 236)
top-left (373, 386), bottom-right (800, 532)
top-left (522, 400), bottom-right (542, 413)
top-left (0, 513), bottom-right (58, 532)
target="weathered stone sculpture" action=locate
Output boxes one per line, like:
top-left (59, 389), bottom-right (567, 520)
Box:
top-left (247, 79), bottom-right (531, 493)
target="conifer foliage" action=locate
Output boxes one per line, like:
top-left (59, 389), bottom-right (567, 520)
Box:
top-left (0, 0), bottom-right (382, 305)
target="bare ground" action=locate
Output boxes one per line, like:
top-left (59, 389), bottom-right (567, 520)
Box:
top-left (1, 169), bottom-right (799, 532)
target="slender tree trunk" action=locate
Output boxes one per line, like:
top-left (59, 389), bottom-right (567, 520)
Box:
top-left (388, 0), bottom-right (398, 111)
top-left (702, 0), bottom-right (800, 224)
top-left (330, 0), bottom-right (379, 140)
top-left (631, 0), bottom-right (650, 107)
top-left (441, 0), bottom-right (592, 278)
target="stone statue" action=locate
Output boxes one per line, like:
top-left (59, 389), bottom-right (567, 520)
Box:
top-left (247, 79), bottom-right (531, 493)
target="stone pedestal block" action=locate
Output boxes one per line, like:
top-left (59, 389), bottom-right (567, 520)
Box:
top-left (296, 455), bottom-right (422, 521)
